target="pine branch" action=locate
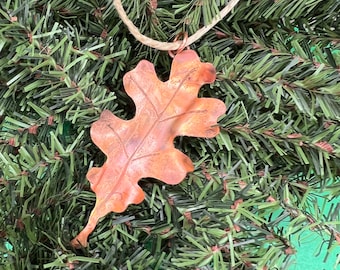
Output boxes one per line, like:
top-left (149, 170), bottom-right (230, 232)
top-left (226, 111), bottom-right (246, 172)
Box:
top-left (1, 0), bottom-right (339, 269)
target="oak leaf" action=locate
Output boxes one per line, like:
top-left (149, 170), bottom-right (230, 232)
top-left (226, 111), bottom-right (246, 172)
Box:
top-left (71, 50), bottom-right (226, 247)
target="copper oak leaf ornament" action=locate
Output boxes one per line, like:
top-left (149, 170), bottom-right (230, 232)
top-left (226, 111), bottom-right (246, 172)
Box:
top-left (71, 50), bottom-right (226, 247)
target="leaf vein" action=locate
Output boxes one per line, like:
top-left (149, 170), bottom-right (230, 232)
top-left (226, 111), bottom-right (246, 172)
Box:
top-left (129, 75), bottom-right (159, 116)
top-left (108, 124), bottom-right (129, 158)
top-left (160, 109), bottom-right (207, 122)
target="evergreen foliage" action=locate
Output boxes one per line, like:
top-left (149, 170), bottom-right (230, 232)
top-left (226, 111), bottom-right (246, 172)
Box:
top-left (0, 0), bottom-right (339, 269)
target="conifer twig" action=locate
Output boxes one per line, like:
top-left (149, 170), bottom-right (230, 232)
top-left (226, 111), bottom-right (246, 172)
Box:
top-left (113, 0), bottom-right (241, 51)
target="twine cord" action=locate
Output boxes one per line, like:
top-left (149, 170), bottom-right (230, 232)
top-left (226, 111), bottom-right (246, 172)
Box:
top-left (113, 0), bottom-right (241, 51)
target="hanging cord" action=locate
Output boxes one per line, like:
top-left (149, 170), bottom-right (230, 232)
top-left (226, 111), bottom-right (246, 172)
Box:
top-left (113, 0), bottom-right (241, 51)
